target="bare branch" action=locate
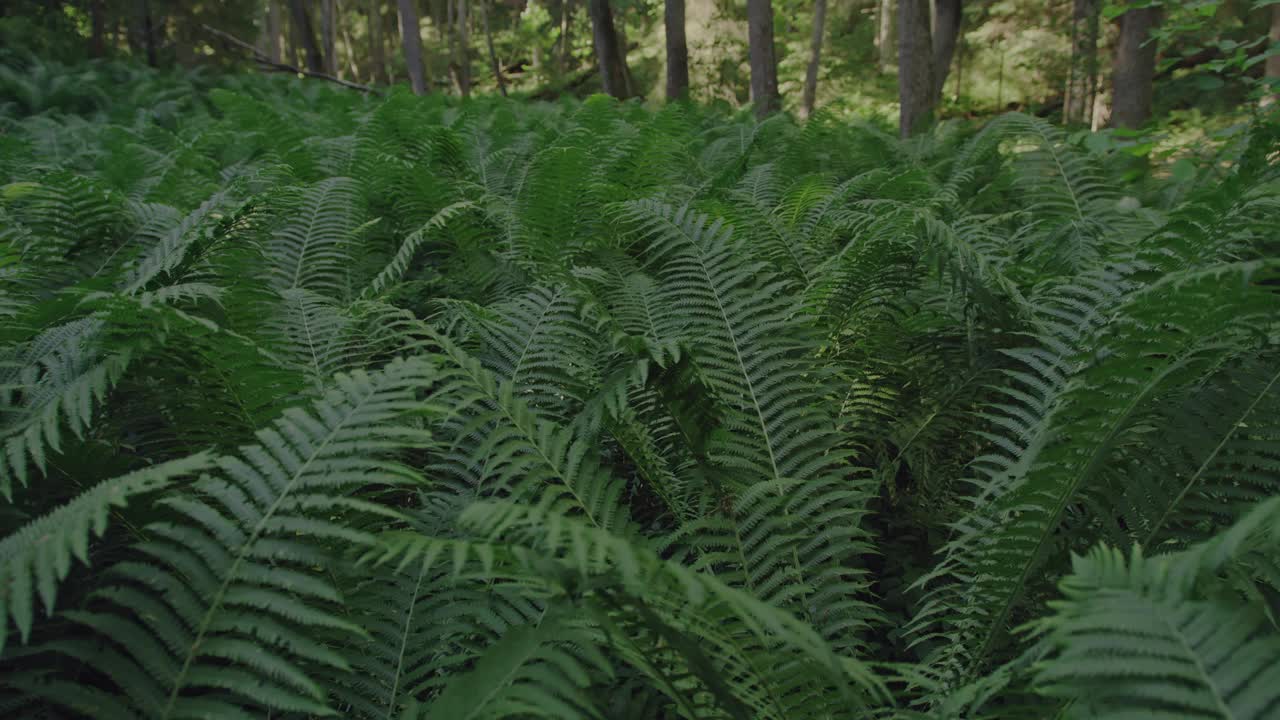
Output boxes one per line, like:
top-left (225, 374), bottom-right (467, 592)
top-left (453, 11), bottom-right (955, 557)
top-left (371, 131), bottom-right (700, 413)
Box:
top-left (201, 24), bottom-right (382, 95)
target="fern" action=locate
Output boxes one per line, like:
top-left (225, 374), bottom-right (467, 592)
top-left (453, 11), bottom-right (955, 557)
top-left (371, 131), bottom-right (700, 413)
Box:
top-left (1033, 497), bottom-right (1280, 719)
top-left (7, 358), bottom-right (437, 718)
top-left (0, 454), bottom-right (212, 652)
top-left (2, 60), bottom-right (1279, 719)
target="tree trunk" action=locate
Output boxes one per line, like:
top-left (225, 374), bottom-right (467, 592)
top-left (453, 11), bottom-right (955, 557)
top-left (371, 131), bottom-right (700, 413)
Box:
top-left (589, 0), bottom-right (630, 98)
top-left (747, 0), bottom-right (781, 118)
top-left (1064, 0), bottom-right (1099, 124)
top-left (340, 1), bottom-right (360, 79)
top-left (801, 0), bottom-right (826, 117)
top-left (1265, 3), bottom-right (1280, 106)
top-left (877, 0), bottom-right (895, 72)
top-left (561, 0), bottom-right (574, 74)
top-left (480, 0), bottom-right (507, 96)
top-left (89, 0), bottom-right (106, 57)
top-left (456, 0), bottom-right (472, 97)
top-left (1111, 6), bottom-right (1160, 129)
top-left (615, 3), bottom-right (635, 96)
top-left (397, 0), bottom-right (428, 94)
top-left (368, 0), bottom-right (387, 84)
top-left (932, 0), bottom-right (961, 102)
top-left (288, 0), bottom-right (325, 72)
top-left (664, 0), bottom-right (689, 99)
top-left (140, 0), bottom-right (157, 67)
top-left (897, 0), bottom-right (933, 137)
top-left (267, 0), bottom-right (283, 64)
top-left (321, 0), bottom-right (338, 76)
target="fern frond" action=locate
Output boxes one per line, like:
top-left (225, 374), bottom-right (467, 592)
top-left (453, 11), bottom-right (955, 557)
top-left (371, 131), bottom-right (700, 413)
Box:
top-left (0, 454), bottom-right (212, 653)
top-left (267, 177), bottom-right (363, 297)
top-left (615, 199), bottom-right (878, 651)
top-left (14, 357), bottom-right (438, 718)
top-left (1034, 496), bottom-right (1280, 719)
top-left (913, 260), bottom-right (1280, 687)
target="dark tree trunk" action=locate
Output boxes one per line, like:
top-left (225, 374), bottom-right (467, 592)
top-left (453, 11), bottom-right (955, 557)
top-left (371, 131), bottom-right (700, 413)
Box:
top-left (560, 0), bottom-right (574, 73)
top-left (140, 0), bottom-right (157, 67)
top-left (322, 0), bottom-right (338, 76)
top-left (481, 0), bottom-right (507, 96)
top-left (589, 0), bottom-right (630, 98)
top-left (1111, 5), bottom-right (1160, 129)
top-left (397, 0), bottom-right (428, 94)
top-left (456, 0), bottom-right (472, 97)
top-left (369, 0), bottom-right (387, 84)
top-left (664, 0), bottom-right (689, 99)
top-left (801, 0), bottom-right (826, 117)
top-left (1266, 3), bottom-right (1280, 106)
top-left (267, 0), bottom-right (283, 64)
top-left (90, 0), bottom-right (106, 57)
top-left (897, 0), bottom-right (933, 136)
top-left (932, 0), bottom-right (961, 102)
top-left (288, 0), bottom-right (325, 73)
top-left (877, 0), bottom-right (894, 72)
top-left (1064, 0), bottom-right (1099, 124)
top-left (747, 0), bottom-right (780, 118)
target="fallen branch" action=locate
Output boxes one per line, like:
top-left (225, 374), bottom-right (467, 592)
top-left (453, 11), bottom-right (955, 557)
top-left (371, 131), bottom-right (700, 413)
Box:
top-left (201, 24), bottom-right (381, 95)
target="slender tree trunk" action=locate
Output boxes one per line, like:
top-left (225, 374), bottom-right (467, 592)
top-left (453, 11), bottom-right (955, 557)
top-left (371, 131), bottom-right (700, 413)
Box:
top-left (397, 0), bottom-right (428, 94)
top-left (1111, 5), bottom-right (1160, 129)
top-left (898, 0), bottom-right (933, 136)
top-left (932, 0), bottom-right (961, 102)
top-left (877, 0), bottom-right (895, 72)
top-left (368, 0), bottom-right (387, 83)
top-left (801, 0), bottom-right (826, 117)
top-left (480, 0), bottom-right (507, 95)
top-left (288, 0), bottom-right (325, 72)
top-left (89, 0), bottom-right (106, 57)
top-left (140, 0), bottom-right (157, 67)
top-left (665, 0), bottom-right (689, 99)
top-left (456, 0), bottom-right (472, 97)
top-left (747, 0), bottom-right (781, 118)
top-left (1264, 3), bottom-right (1280, 106)
top-left (321, 0), bottom-right (338, 76)
top-left (266, 0), bottom-right (283, 63)
top-left (339, 1), bottom-right (360, 79)
top-left (1064, 0), bottom-right (1099, 124)
top-left (560, 0), bottom-right (574, 74)
top-left (615, 3), bottom-right (635, 96)
top-left (589, 0), bottom-right (630, 98)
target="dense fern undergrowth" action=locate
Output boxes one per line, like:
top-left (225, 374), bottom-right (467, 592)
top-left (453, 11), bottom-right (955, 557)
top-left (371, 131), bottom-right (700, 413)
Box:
top-left (3, 58), bottom-right (1280, 719)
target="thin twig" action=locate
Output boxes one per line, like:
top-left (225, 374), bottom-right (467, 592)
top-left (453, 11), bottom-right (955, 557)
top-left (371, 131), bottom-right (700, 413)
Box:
top-left (201, 24), bottom-right (382, 95)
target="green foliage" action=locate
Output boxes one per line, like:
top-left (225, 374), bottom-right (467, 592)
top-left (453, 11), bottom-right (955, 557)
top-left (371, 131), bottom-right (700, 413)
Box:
top-left (1, 60), bottom-right (1278, 719)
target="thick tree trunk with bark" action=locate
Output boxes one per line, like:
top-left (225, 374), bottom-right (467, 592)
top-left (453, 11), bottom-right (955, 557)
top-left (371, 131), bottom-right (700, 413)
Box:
top-left (877, 0), bottom-right (894, 72)
top-left (288, 0), bottom-right (325, 73)
top-left (480, 0), bottom-right (507, 96)
top-left (932, 0), bottom-right (961, 102)
top-left (456, 0), bottom-right (472, 97)
top-left (897, 0), bottom-right (933, 137)
top-left (1112, 6), bottom-right (1160, 129)
top-left (90, 0), bottom-right (106, 57)
top-left (1265, 3), bottom-right (1280, 106)
top-left (747, 0), bottom-right (781, 118)
top-left (1064, 0), bottom-right (1100, 124)
top-left (665, 0), bottom-right (689, 99)
top-left (368, 0), bottom-right (387, 84)
top-left (266, 0), bottom-right (283, 64)
top-left (560, 0), bottom-right (574, 73)
top-left (321, 0), bottom-right (337, 76)
top-left (139, 0), bottom-right (157, 67)
top-left (397, 0), bottom-right (428, 94)
top-left (801, 0), bottom-right (826, 118)
top-left (589, 0), bottom-right (631, 98)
